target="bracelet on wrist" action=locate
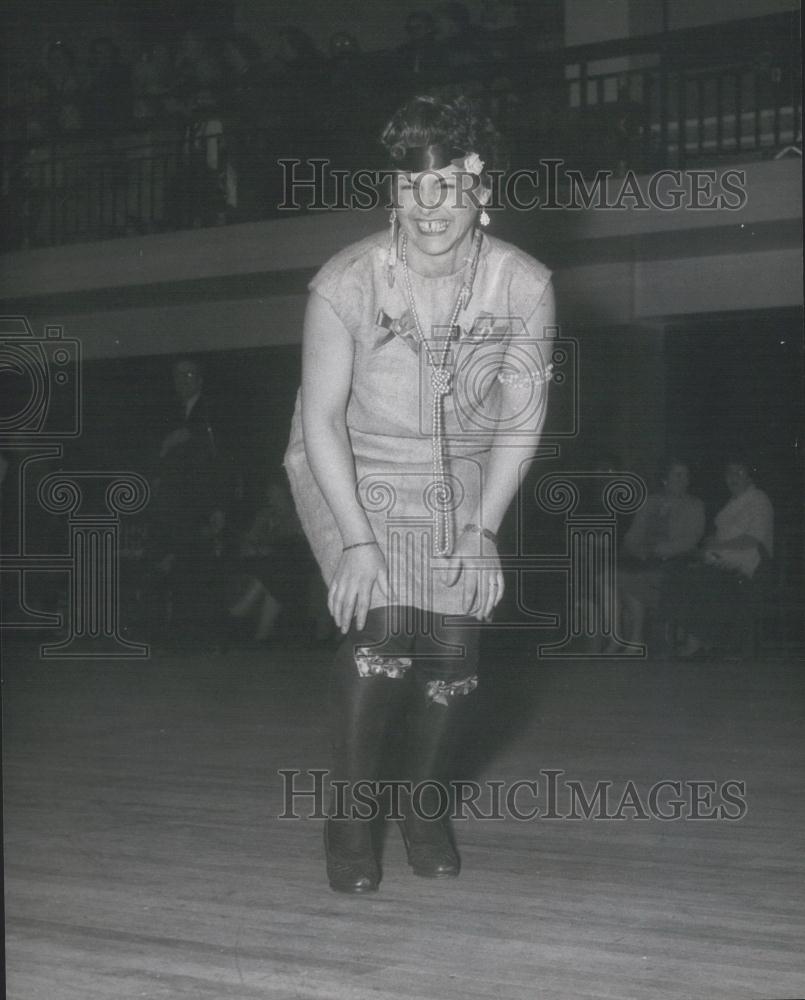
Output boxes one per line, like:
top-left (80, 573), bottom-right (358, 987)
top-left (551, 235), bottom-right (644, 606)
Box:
top-left (342, 539), bottom-right (378, 553)
top-left (463, 523), bottom-right (498, 545)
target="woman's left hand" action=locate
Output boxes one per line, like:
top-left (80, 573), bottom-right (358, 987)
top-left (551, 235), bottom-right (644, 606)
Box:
top-left (443, 530), bottom-right (504, 621)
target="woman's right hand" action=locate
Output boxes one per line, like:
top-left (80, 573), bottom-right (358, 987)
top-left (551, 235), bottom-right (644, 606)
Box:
top-left (328, 543), bottom-right (388, 634)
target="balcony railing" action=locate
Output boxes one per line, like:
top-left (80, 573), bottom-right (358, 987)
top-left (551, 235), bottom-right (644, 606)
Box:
top-left (1, 11), bottom-right (799, 252)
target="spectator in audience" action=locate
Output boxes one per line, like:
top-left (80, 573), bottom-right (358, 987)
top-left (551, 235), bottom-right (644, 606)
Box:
top-left (132, 41), bottom-right (174, 121)
top-left (86, 37), bottom-right (132, 131)
top-left (174, 28), bottom-right (224, 117)
top-left (274, 26), bottom-right (325, 85)
top-left (188, 505), bottom-right (238, 649)
top-left (23, 72), bottom-right (53, 139)
top-left (436, 2), bottom-right (484, 71)
top-left (44, 40), bottom-right (83, 132)
top-left (322, 32), bottom-right (388, 169)
top-left (662, 455), bottom-right (774, 659)
top-left (611, 459), bottom-right (705, 650)
top-left (397, 11), bottom-right (441, 77)
top-left (167, 32), bottom-right (231, 224)
top-left (229, 479), bottom-right (315, 642)
top-left (220, 34), bottom-right (265, 125)
top-left (327, 32), bottom-right (364, 91)
top-left (148, 357), bottom-right (232, 645)
top-left (270, 26), bottom-right (328, 147)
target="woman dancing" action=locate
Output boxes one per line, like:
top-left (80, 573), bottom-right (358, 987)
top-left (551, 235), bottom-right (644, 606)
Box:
top-left (284, 94), bottom-right (555, 893)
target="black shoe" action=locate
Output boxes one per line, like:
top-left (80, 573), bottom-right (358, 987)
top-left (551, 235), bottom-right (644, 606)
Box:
top-left (398, 817), bottom-right (460, 878)
top-left (324, 820), bottom-right (379, 894)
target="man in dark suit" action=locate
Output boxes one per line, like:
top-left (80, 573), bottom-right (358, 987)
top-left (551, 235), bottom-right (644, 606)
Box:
top-left (149, 357), bottom-right (233, 647)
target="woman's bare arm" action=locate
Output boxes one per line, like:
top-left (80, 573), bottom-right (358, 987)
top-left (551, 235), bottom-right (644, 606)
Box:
top-left (300, 292), bottom-right (374, 546)
top-left (447, 282), bottom-right (556, 618)
top-left (300, 291), bottom-right (387, 631)
top-left (471, 282), bottom-right (557, 534)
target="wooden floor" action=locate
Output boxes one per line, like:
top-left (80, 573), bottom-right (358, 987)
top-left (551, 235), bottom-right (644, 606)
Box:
top-left (3, 633), bottom-right (804, 1000)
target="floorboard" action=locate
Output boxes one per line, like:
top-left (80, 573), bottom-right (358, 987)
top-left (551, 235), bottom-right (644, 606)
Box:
top-left (3, 637), bottom-right (804, 999)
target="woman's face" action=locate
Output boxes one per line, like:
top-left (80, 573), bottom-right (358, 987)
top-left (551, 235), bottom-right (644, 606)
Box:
top-left (394, 162), bottom-right (488, 266)
top-left (663, 464), bottom-right (690, 497)
top-left (725, 462), bottom-right (752, 496)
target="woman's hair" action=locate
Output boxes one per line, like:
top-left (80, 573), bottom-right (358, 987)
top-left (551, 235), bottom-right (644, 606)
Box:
top-left (380, 94), bottom-right (507, 177)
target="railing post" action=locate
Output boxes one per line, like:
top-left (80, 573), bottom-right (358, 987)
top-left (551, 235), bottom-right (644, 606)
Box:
top-left (735, 70), bottom-right (743, 153)
top-left (677, 69), bottom-right (687, 169)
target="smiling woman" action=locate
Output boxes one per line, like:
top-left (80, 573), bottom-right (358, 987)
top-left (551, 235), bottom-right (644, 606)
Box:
top-left (282, 93), bottom-right (555, 895)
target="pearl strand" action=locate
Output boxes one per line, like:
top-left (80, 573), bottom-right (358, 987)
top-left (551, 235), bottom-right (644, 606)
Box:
top-left (400, 230), bottom-right (483, 555)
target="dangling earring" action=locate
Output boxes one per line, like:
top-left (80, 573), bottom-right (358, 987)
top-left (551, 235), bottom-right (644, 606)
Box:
top-left (386, 208), bottom-right (398, 287)
top-left (479, 208), bottom-right (490, 228)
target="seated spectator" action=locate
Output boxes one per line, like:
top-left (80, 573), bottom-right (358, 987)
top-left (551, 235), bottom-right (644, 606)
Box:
top-left (186, 506), bottom-right (239, 648)
top-left (662, 456), bottom-right (774, 659)
top-left (612, 459), bottom-right (705, 649)
top-left (229, 479), bottom-right (315, 642)
top-left (148, 357), bottom-right (233, 645)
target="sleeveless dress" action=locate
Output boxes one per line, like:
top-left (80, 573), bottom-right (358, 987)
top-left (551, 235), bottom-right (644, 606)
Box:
top-left (283, 230), bottom-right (552, 616)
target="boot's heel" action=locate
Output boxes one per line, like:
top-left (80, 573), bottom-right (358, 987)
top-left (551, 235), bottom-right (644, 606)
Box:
top-left (398, 816), bottom-right (460, 878)
top-left (324, 820), bottom-right (380, 894)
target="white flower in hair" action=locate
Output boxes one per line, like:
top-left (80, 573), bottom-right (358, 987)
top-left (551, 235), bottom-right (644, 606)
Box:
top-left (464, 152), bottom-right (485, 175)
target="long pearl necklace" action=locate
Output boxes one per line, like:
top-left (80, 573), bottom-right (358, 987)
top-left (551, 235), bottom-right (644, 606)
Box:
top-left (400, 228), bottom-right (483, 555)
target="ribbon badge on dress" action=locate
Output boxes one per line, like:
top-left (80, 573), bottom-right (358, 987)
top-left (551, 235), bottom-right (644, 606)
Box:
top-left (376, 309), bottom-right (462, 355)
top-left (468, 313), bottom-right (511, 341)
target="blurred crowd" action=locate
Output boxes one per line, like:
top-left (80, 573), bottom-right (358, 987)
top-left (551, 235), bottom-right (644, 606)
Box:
top-left (1, 4), bottom-right (795, 251)
top-left (5, 4), bottom-right (526, 147)
top-left (0, 353), bottom-right (332, 652)
top-left (3, 3), bottom-right (558, 247)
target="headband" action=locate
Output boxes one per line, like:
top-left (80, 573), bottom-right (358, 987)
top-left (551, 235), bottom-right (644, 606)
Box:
top-left (391, 143), bottom-right (466, 173)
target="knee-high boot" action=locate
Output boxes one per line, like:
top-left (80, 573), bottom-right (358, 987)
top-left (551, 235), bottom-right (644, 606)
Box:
top-left (325, 634), bottom-right (410, 893)
top-left (400, 672), bottom-right (477, 878)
